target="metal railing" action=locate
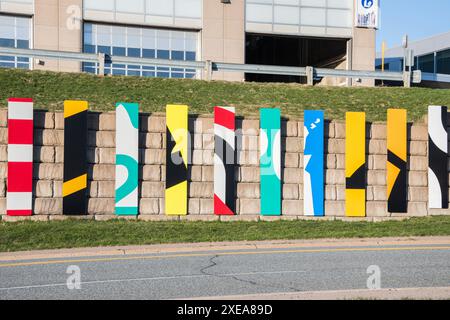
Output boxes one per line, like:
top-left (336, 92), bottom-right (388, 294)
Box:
top-left (0, 47), bottom-right (422, 87)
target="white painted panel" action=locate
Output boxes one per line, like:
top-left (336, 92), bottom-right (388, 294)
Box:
top-left (274, 6), bottom-right (299, 25)
top-left (84, 0), bottom-right (114, 11)
top-left (327, 9), bottom-right (352, 28)
top-left (8, 144), bottom-right (33, 162)
top-left (174, 0), bottom-right (201, 18)
top-left (6, 192), bottom-right (32, 210)
top-left (147, 0), bottom-right (173, 16)
top-left (246, 3), bottom-right (272, 23)
top-left (300, 8), bottom-right (326, 26)
top-left (8, 101), bottom-right (33, 120)
top-left (116, 0), bottom-right (144, 13)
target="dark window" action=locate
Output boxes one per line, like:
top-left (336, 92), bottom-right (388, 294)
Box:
top-left (128, 48), bottom-right (141, 57)
top-left (113, 47), bottom-right (126, 56)
top-left (16, 40), bottom-right (28, 49)
top-left (418, 53), bottom-right (435, 73)
top-left (0, 38), bottom-right (15, 47)
top-left (98, 46), bottom-right (111, 55)
top-left (171, 51), bottom-right (184, 60)
top-left (186, 52), bottom-right (196, 61)
top-left (245, 33), bottom-right (347, 83)
top-left (83, 44), bottom-right (96, 53)
top-left (157, 50), bottom-right (170, 59)
top-left (143, 49), bottom-right (155, 58)
top-left (436, 49), bottom-right (450, 75)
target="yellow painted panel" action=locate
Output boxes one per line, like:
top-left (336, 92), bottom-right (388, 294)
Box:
top-left (165, 181), bottom-right (188, 216)
top-left (64, 100), bottom-right (88, 118)
top-left (345, 112), bottom-right (366, 217)
top-left (62, 174), bottom-right (87, 197)
top-left (166, 105), bottom-right (188, 216)
top-left (166, 105), bottom-right (188, 167)
top-left (345, 189), bottom-right (366, 217)
top-left (387, 109), bottom-right (407, 161)
top-left (345, 112), bottom-right (366, 178)
top-left (386, 161), bottom-right (400, 198)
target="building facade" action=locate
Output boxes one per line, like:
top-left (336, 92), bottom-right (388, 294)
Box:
top-left (376, 31), bottom-right (450, 88)
top-left (0, 0), bottom-right (376, 84)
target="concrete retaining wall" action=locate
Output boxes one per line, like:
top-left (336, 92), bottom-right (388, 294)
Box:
top-left (0, 109), bottom-right (449, 222)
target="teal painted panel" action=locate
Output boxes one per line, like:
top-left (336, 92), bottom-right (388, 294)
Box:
top-left (260, 108), bottom-right (281, 216)
top-left (115, 102), bottom-right (139, 215)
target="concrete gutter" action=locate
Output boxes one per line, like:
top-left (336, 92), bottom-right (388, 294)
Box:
top-left (1, 236), bottom-right (450, 262)
top-left (189, 287), bottom-right (450, 300)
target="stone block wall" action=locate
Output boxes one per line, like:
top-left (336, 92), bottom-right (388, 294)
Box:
top-left (0, 109), bottom-right (448, 222)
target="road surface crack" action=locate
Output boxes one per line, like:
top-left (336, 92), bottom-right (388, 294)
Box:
top-left (199, 255), bottom-right (302, 293)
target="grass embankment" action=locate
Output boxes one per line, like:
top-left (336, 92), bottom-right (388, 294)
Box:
top-left (1, 216), bottom-right (449, 252)
top-left (1, 68), bottom-right (450, 121)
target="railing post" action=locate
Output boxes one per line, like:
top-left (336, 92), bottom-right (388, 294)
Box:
top-left (204, 60), bottom-right (213, 81)
top-left (306, 66), bottom-right (314, 86)
top-left (403, 71), bottom-right (411, 88)
top-left (98, 53), bottom-right (105, 77)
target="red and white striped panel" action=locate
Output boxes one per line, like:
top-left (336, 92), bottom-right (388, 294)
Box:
top-left (7, 98), bottom-right (33, 216)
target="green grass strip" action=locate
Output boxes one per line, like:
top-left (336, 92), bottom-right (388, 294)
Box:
top-left (1, 216), bottom-right (449, 252)
top-left (1, 69), bottom-right (450, 122)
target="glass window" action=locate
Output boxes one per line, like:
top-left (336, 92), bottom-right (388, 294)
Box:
top-left (82, 22), bottom-right (198, 78)
top-left (0, 15), bottom-right (30, 70)
top-left (418, 54), bottom-right (435, 73)
top-left (436, 49), bottom-right (450, 75)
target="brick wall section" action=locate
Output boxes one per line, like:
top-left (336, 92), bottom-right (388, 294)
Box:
top-left (0, 109), bottom-right (448, 222)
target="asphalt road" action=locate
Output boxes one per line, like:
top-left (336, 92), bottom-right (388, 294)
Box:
top-left (0, 239), bottom-right (449, 299)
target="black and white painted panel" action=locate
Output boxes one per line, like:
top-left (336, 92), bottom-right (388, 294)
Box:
top-left (428, 106), bottom-right (448, 209)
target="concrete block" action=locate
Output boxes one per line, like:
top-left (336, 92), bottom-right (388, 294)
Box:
top-left (97, 148), bottom-right (115, 164)
top-left (327, 139), bottom-right (345, 154)
top-left (188, 198), bottom-right (200, 214)
top-left (325, 200), bottom-right (345, 216)
top-left (237, 183), bottom-right (260, 199)
top-left (283, 168), bottom-right (302, 184)
top-left (34, 180), bottom-right (53, 197)
top-left (88, 198), bottom-right (115, 215)
top-left (96, 181), bottom-right (115, 198)
top-left (189, 182), bottom-right (213, 198)
top-left (33, 146), bottom-right (55, 163)
top-left (283, 184), bottom-right (299, 200)
top-left (201, 166), bottom-right (213, 182)
top-left (284, 137), bottom-right (302, 153)
top-left (367, 170), bottom-right (386, 186)
top-left (90, 164), bottom-right (115, 181)
top-left (408, 171), bottom-right (427, 187)
top-left (409, 141), bottom-right (427, 156)
top-left (239, 167), bottom-right (259, 182)
top-left (139, 198), bottom-right (160, 215)
top-left (282, 199), bottom-right (302, 215)
top-left (367, 201), bottom-right (387, 217)
top-left (239, 199), bottom-right (260, 215)
top-left (326, 169), bottom-right (345, 185)
top-left (188, 165), bottom-right (202, 182)
top-left (34, 163), bottom-right (63, 180)
top-left (407, 202), bottom-right (428, 216)
top-left (34, 198), bottom-right (62, 215)
top-left (140, 182), bottom-right (165, 198)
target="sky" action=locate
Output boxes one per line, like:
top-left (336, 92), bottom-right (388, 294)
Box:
top-left (376, 0), bottom-right (450, 50)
